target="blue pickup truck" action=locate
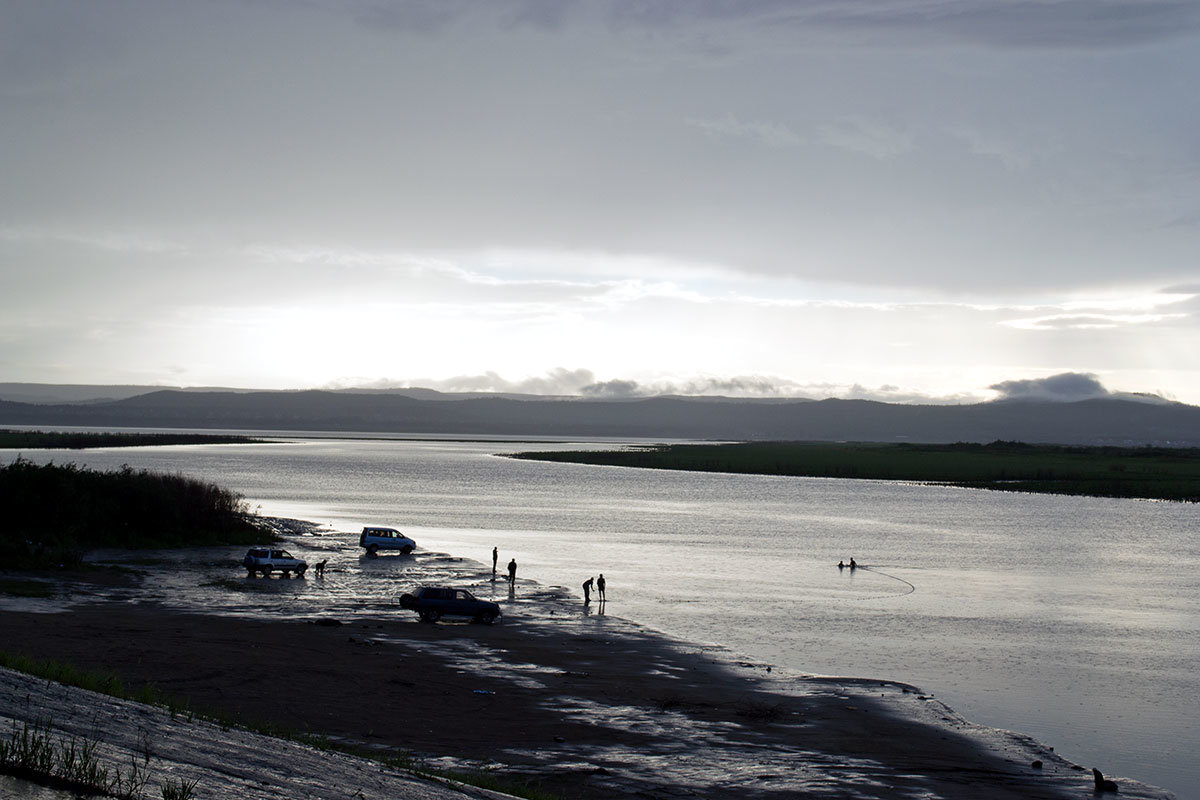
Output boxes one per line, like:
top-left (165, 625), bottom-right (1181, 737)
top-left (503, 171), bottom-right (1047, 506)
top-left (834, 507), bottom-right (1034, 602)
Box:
top-left (398, 586), bottom-right (501, 624)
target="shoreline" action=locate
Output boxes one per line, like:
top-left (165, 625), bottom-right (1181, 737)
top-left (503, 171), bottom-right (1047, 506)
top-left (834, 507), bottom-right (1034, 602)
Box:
top-left (0, 603), bottom-right (1106, 800)
top-left (0, 528), bottom-right (1177, 799)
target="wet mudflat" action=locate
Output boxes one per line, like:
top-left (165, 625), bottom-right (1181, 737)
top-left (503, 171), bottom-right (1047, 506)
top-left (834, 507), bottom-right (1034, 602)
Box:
top-left (0, 531), bottom-right (1176, 799)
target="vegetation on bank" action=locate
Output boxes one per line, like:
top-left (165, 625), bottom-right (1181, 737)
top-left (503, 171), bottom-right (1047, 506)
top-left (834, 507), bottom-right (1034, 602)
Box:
top-left (0, 719), bottom-right (181, 800)
top-left (0, 429), bottom-right (265, 449)
top-left (0, 459), bottom-right (270, 568)
top-left (511, 440), bottom-right (1200, 502)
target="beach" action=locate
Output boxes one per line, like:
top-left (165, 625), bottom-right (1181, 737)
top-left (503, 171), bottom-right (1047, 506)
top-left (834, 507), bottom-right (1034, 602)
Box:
top-left (0, 560), bottom-right (1175, 799)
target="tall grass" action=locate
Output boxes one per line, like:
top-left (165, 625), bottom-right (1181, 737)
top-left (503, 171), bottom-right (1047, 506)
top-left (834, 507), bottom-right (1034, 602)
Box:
top-left (0, 458), bottom-right (271, 568)
top-left (0, 720), bottom-right (151, 799)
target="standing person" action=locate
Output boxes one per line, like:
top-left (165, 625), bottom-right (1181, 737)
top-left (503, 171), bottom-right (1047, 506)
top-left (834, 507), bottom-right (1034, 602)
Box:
top-left (582, 576), bottom-right (594, 603)
top-left (596, 573), bottom-right (606, 601)
top-left (492, 546), bottom-right (498, 579)
top-left (507, 558), bottom-right (517, 584)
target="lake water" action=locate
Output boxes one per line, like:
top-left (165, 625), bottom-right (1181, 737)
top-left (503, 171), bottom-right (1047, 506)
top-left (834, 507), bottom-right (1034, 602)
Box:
top-left (7, 436), bottom-right (1198, 797)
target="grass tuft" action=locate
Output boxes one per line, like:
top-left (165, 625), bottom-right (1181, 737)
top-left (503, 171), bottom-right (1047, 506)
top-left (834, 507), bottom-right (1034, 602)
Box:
top-left (161, 775), bottom-right (199, 800)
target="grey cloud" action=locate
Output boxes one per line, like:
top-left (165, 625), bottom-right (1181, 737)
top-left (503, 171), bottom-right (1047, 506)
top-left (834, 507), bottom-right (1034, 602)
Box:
top-left (1163, 214), bottom-right (1200, 229)
top-left (4, 1), bottom-right (1196, 296)
top-left (844, 384), bottom-right (981, 405)
top-left (349, 0), bottom-right (465, 34)
top-left (585, 376), bottom-right (806, 398)
top-left (1025, 315), bottom-right (1127, 330)
top-left (674, 377), bottom-right (801, 396)
top-left (690, 115), bottom-right (804, 148)
top-left (345, 373), bottom-right (993, 403)
top-left (989, 372), bottom-right (1110, 402)
top-left (581, 379), bottom-right (643, 398)
top-left (334, 0), bottom-right (1200, 49)
top-left (423, 368), bottom-right (600, 395)
top-left (329, 0), bottom-right (569, 34)
top-left (817, 117), bottom-right (913, 160)
top-left (799, 0), bottom-right (1200, 49)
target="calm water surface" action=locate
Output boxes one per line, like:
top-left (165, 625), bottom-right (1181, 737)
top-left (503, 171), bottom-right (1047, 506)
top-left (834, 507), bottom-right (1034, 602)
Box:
top-left (8, 437), bottom-right (1198, 797)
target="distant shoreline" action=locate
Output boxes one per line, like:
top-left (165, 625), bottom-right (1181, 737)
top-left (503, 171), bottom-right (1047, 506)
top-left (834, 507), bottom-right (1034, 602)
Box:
top-left (4, 388), bottom-right (1198, 446)
top-left (509, 440), bottom-right (1200, 502)
top-left (0, 429), bottom-right (267, 449)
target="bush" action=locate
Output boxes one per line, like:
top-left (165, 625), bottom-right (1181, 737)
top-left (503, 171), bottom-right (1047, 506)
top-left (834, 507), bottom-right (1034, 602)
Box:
top-left (0, 459), bottom-right (270, 567)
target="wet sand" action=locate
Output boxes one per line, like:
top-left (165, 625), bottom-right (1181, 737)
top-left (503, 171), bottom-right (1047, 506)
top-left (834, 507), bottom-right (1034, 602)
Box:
top-left (0, 592), bottom-right (1171, 799)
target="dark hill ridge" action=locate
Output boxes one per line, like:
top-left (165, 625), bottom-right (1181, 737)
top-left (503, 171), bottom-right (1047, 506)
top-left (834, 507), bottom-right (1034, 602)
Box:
top-left (2, 389), bottom-right (1199, 445)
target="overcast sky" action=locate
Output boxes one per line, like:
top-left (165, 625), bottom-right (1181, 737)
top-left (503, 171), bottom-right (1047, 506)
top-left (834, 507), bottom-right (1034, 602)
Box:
top-left (4, 0), bottom-right (1199, 403)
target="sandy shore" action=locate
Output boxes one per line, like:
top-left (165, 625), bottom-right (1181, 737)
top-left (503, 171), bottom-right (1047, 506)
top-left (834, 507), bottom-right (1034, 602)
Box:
top-left (0, 578), bottom-right (1174, 800)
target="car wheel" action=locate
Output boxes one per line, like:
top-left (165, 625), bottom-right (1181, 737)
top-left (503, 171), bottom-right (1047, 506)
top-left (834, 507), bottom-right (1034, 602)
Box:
top-left (297, 566), bottom-right (307, 577)
top-left (479, 611), bottom-right (497, 624)
top-left (261, 565), bottom-right (272, 577)
top-left (246, 570), bottom-right (255, 578)
top-left (420, 609), bottom-right (441, 623)
top-left (400, 545), bottom-right (413, 555)
top-left (367, 544), bottom-right (379, 557)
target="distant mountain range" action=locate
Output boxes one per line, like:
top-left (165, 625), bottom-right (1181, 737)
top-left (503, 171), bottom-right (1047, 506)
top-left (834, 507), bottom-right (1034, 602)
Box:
top-left (2, 384), bottom-right (1199, 445)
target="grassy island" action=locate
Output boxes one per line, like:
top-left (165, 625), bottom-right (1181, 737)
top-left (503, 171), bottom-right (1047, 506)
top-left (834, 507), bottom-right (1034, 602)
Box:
top-left (0, 459), bottom-right (270, 569)
top-left (511, 440), bottom-right (1200, 502)
top-left (0, 429), bottom-right (265, 449)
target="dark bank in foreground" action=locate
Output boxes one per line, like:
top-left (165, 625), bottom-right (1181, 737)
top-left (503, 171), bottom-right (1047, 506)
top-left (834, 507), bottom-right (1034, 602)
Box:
top-left (0, 596), bottom-right (1169, 800)
top-left (0, 538), bottom-right (1177, 800)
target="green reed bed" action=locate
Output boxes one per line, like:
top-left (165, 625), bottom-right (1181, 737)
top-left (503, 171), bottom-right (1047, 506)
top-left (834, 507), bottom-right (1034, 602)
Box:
top-left (0, 459), bottom-right (272, 569)
top-left (512, 440), bottom-right (1200, 502)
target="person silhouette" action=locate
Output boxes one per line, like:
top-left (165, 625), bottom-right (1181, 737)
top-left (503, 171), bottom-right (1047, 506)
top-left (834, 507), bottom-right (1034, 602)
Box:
top-left (492, 546), bottom-right (498, 579)
top-left (596, 573), bottom-right (606, 601)
top-left (507, 558), bottom-right (517, 584)
top-left (582, 576), bottom-right (594, 603)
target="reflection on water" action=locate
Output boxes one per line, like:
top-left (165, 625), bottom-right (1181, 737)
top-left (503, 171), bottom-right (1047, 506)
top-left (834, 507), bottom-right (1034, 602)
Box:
top-left (81, 534), bottom-right (560, 624)
top-left (3, 437), bottom-right (1198, 797)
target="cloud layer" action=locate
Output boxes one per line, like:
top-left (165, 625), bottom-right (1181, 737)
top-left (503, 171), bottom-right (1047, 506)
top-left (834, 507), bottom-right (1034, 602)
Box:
top-left (2, 1), bottom-right (1198, 403)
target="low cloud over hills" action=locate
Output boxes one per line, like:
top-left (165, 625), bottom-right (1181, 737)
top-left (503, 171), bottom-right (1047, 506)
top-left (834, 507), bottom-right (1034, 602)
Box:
top-left (1, 375), bottom-right (1197, 446)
